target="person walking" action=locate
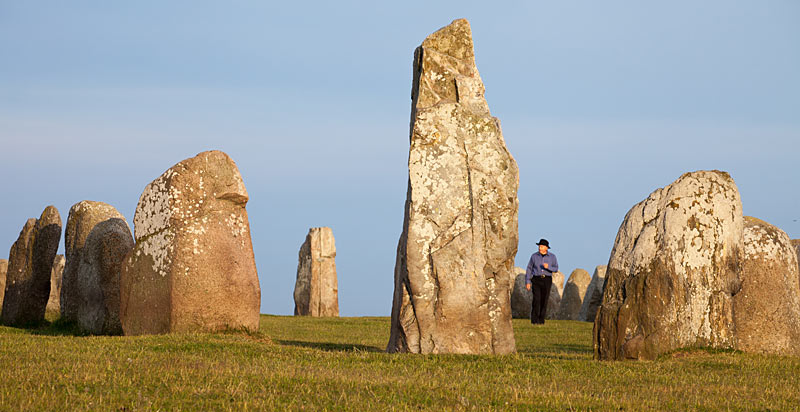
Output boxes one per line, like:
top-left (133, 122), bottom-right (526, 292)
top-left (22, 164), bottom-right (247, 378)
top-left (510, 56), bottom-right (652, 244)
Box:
top-left (525, 239), bottom-right (559, 324)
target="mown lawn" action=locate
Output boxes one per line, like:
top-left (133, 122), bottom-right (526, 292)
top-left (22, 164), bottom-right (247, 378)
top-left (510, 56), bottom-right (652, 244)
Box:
top-left (1, 315), bottom-right (798, 411)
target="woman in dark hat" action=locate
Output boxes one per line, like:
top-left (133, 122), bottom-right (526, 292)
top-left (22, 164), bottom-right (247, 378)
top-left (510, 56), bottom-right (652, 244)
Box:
top-left (525, 239), bottom-right (559, 324)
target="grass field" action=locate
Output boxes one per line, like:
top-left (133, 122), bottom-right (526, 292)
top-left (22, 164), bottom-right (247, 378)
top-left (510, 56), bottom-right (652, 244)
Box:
top-left (1, 315), bottom-right (799, 411)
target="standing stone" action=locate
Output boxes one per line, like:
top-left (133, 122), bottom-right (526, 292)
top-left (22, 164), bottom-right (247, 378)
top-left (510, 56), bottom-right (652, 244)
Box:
top-left (1, 206), bottom-right (62, 326)
top-left (594, 171), bottom-right (743, 360)
top-left (510, 267), bottom-right (530, 319)
top-left (578, 265), bottom-right (607, 322)
top-left (293, 227), bottom-right (339, 317)
top-left (545, 271), bottom-right (565, 320)
top-left (46, 254), bottom-right (65, 315)
top-left (555, 269), bottom-right (591, 320)
top-left (734, 217), bottom-right (800, 355)
top-left (793, 239), bottom-right (800, 276)
top-left (62, 201), bottom-right (133, 334)
top-left (388, 19), bottom-right (519, 354)
top-left (120, 150), bottom-right (261, 335)
top-left (0, 259), bottom-right (7, 312)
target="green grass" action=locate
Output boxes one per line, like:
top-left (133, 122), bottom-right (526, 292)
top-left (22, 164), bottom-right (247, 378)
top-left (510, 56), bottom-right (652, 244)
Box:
top-left (1, 316), bottom-right (798, 411)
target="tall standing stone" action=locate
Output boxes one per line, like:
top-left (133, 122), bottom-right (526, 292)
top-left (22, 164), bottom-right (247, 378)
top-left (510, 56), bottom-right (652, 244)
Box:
top-left (555, 269), bottom-right (591, 320)
top-left (46, 254), bottom-right (65, 315)
top-left (734, 217), bottom-right (800, 355)
top-left (294, 227), bottom-right (339, 317)
top-left (1, 206), bottom-right (62, 326)
top-left (120, 150), bottom-right (261, 335)
top-left (62, 201), bottom-right (133, 334)
top-left (0, 259), bottom-right (7, 312)
top-left (594, 171), bottom-right (743, 360)
top-left (578, 265), bottom-right (607, 322)
top-left (388, 19), bottom-right (519, 354)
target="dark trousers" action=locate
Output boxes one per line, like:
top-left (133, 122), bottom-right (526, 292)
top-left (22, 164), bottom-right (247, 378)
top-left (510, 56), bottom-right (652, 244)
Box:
top-left (530, 275), bottom-right (553, 324)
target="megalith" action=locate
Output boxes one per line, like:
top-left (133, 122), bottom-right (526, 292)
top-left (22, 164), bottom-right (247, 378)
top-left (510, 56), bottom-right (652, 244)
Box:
top-left (578, 265), bottom-right (607, 322)
top-left (1, 206), bottom-right (62, 326)
top-left (545, 271), bottom-right (565, 320)
top-left (120, 150), bottom-right (261, 335)
top-left (510, 267), bottom-right (530, 319)
top-left (293, 227), bottom-right (339, 317)
top-left (0, 259), bottom-right (7, 311)
top-left (46, 254), bottom-right (65, 315)
top-left (62, 201), bottom-right (133, 334)
top-left (734, 217), bottom-right (800, 355)
top-left (594, 171), bottom-right (743, 360)
top-left (388, 19), bottom-right (519, 354)
top-left (555, 269), bottom-right (591, 320)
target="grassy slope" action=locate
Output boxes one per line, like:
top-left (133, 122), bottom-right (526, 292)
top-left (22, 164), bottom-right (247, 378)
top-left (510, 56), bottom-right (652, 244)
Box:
top-left (1, 316), bottom-right (798, 411)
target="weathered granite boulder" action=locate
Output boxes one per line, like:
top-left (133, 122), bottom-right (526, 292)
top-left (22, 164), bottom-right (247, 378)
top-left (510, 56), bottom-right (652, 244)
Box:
top-left (555, 269), bottom-right (591, 320)
top-left (0, 259), bottom-right (7, 311)
top-left (510, 267), bottom-right (529, 319)
top-left (1, 206), bottom-right (62, 326)
top-left (120, 150), bottom-right (261, 335)
top-left (294, 227), bottom-right (339, 317)
top-left (62, 201), bottom-right (133, 334)
top-left (545, 271), bottom-right (565, 320)
top-left (578, 265), bottom-right (607, 322)
top-left (594, 171), bottom-right (743, 360)
top-left (388, 19), bottom-right (519, 354)
top-left (46, 254), bottom-right (65, 315)
top-left (734, 217), bottom-right (800, 355)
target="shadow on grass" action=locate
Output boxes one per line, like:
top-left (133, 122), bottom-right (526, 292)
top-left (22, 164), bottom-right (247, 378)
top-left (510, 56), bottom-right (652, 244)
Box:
top-left (25, 318), bottom-right (92, 336)
top-left (277, 339), bottom-right (383, 353)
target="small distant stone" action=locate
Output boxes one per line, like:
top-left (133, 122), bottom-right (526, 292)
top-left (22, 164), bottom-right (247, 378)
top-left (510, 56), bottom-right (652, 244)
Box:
top-left (0, 259), bottom-right (7, 311)
top-left (294, 227), bottom-right (339, 317)
top-left (555, 269), bottom-right (590, 320)
top-left (1, 206), bottom-right (62, 326)
top-left (578, 265), bottom-right (607, 322)
top-left (120, 150), bottom-right (261, 335)
top-left (45, 254), bottom-right (65, 315)
top-left (545, 271), bottom-right (565, 320)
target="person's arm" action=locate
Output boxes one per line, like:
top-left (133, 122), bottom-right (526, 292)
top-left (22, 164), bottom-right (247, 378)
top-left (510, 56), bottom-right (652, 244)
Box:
top-left (547, 254), bottom-right (559, 273)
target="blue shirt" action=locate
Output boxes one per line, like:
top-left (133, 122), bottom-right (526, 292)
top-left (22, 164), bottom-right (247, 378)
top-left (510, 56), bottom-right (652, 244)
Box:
top-left (525, 251), bottom-right (559, 284)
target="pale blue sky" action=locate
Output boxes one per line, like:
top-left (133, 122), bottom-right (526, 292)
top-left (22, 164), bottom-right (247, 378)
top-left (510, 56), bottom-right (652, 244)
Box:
top-left (1, 1), bottom-right (798, 316)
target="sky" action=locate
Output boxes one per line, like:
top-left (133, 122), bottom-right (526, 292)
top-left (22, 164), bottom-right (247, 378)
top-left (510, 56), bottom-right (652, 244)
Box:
top-left (1, 1), bottom-right (798, 316)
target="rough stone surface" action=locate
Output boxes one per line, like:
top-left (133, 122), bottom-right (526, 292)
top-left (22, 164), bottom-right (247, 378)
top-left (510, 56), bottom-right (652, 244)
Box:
top-left (62, 201), bottom-right (128, 323)
top-left (545, 271), bottom-right (565, 320)
top-left (388, 19), bottom-right (519, 354)
top-left (578, 265), bottom-right (608, 322)
top-left (594, 171), bottom-right (743, 360)
top-left (294, 227), bottom-right (339, 317)
top-left (510, 268), bottom-right (529, 319)
top-left (556, 269), bottom-right (591, 320)
top-left (0, 259), bottom-right (7, 311)
top-left (120, 150), bottom-right (261, 335)
top-left (1, 206), bottom-right (62, 326)
top-left (734, 217), bottom-right (800, 355)
top-left (62, 201), bottom-right (134, 334)
top-left (46, 254), bottom-right (65, 314)
top-left (793, 239), bottom-right (800, 276)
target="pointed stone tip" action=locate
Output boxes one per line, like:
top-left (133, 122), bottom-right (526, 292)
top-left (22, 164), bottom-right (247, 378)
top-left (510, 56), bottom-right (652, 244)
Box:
top-left (421, 18), bottom-right (475, 62)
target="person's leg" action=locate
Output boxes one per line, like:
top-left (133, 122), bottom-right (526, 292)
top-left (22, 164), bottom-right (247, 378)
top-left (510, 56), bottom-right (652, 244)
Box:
top-left (530, 277), bottom-right (542, 323)
top-left (539, 276), bottom-right (553, 323)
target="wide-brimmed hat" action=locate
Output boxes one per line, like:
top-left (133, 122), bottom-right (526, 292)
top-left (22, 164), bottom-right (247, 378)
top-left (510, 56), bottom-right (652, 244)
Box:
top-left (536, 239), bottom-right (550, 248)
